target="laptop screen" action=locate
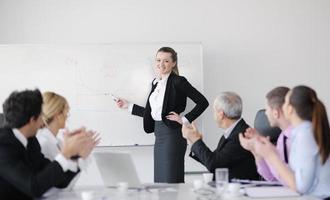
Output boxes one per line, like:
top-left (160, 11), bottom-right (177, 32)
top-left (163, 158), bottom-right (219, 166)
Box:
top-left (93, 152), bottom-right (141, 188)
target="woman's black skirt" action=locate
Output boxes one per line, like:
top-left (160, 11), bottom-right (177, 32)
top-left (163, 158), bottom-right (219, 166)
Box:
top-left (153, 121), bottom-right (187, 183)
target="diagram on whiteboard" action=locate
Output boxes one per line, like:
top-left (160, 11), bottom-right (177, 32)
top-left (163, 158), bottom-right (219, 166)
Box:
top-left (0, 43), bottom-right (203, 146)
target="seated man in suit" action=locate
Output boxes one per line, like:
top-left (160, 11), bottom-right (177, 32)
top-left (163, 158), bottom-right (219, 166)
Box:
top-left (0, 89), bottom-right (96, 200)
top-left (182, 92), bottom-right (259, 180)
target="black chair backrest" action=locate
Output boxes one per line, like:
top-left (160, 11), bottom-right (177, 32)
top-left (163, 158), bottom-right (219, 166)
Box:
top-left (254, 109), bottom-right (281, 144)
top-left (0, 113), bottom-right (5, 128)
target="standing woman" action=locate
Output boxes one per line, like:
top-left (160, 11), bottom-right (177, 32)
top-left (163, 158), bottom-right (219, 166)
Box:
top-left (253, 85), bottom-right (330, 198)
top-left (116, 47), bottom-right (209, 183)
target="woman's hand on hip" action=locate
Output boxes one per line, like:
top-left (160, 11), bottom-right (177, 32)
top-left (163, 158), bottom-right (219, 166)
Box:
top-left (166, 111), bottom-right (182, 124)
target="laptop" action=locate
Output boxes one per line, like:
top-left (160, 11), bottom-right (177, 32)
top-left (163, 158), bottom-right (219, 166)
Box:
top-left (93, 152), bottom-right (142, 188)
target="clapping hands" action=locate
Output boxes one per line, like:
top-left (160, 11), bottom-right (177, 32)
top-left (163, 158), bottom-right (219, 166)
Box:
top-left (181, 121), bottom-right (202, 145)
top-left (61, 127), bottom-right (101, 160)
top-left (239, 127), bottom-right (277, 160)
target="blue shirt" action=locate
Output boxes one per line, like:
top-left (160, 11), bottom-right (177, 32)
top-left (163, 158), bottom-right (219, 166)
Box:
top-left (289, 121), bottom-right (330, 198)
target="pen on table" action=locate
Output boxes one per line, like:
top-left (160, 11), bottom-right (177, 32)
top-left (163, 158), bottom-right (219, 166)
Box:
top-left (232, 179), bottom-right (281, 186)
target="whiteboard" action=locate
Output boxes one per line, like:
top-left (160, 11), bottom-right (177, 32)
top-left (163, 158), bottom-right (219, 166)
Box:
top-left (0, 43), bottom-right (203, 146)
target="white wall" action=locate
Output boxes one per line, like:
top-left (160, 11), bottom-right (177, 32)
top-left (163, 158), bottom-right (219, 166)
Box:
top-left (1, 0), bottom-right (330, 182)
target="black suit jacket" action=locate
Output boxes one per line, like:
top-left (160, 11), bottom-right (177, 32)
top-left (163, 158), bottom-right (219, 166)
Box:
top-left (190, 119), bottom-right (259, 180)
top-left (132, 72), bottom-right (209, 133)
top-left (0, 127), bottom-right (78, 200)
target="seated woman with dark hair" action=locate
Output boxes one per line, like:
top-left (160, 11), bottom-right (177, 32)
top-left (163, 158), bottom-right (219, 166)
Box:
top-left (251, 85), bottom-right (330, 198)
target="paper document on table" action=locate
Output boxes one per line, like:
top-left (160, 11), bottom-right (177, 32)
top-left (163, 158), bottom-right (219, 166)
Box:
top-left (231, 179), bottom-right (281, 186)
top-left (245, 186), bottom-right (300, 198)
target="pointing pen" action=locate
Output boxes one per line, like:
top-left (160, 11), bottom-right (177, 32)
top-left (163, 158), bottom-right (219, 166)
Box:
top-left (111, 94), bottom-right (119, 102)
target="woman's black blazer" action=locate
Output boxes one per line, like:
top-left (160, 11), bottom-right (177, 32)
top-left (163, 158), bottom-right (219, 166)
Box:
top-left (132, 72), bottom-right (209, 133)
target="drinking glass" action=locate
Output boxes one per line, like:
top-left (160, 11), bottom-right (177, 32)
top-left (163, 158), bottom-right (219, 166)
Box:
top-left (215, 168), bottom-right (228, 192)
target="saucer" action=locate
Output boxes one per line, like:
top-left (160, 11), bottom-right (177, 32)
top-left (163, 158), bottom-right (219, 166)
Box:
top-left (191, 188), bottom-right (215, 195)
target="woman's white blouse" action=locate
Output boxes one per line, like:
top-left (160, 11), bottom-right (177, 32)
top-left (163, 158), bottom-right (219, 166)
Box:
top-left (36, 128), bottom-right (60, 161)
top-left (149, 74), bottom-right (170, 121)
top-left (289, 121), bottom-right (330, 198)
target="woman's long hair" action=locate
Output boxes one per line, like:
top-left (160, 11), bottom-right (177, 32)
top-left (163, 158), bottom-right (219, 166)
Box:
top-left (42, 91), bottom-right (68, 127)
top-left (290, 85), bottom-right (330, 164)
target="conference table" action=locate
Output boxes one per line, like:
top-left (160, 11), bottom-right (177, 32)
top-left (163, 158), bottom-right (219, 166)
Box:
top-left (43, 183), bottom-right (320, 200)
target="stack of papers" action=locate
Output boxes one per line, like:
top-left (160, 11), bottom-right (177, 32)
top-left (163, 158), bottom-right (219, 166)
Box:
top-left (245, 186), bottom-right (300, 198)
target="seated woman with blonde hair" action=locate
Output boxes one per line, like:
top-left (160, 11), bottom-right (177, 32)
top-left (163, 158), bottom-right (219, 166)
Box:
top-left (37, 92), bottom-right (100, 188)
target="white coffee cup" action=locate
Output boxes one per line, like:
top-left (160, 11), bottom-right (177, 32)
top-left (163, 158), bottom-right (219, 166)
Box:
top-left (203, 173), bottom-right (213, 184)
top-left (117, 182), bottom-right (128, 193)
top-left (227, 183), bottom-right (241, 196)
top-left (81, 191), bottom-right (94, 200)
top-left (193, 179), bottom-right (203, 190)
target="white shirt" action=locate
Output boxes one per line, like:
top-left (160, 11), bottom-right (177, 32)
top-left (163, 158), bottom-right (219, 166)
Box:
top-left (36, 128), bottom-right (92, 195)
top-left (36, 128), bottom-right (90, 170)
top-left (36, 128), bottom-right (60, 160)
top-left (223, 118), bottom-right (242, 138)
top-left (128, 73), bottom-right (189, 124)
top-left (289, 121), bottom-right (330, 198)
top-left (12, 128), bottom-right (28, 148)
top-left (149, 73), bottom-right (170, 121)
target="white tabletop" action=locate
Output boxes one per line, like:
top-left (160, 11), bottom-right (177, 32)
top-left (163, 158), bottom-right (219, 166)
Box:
top-left (42, 184), bottom-right (320, 200)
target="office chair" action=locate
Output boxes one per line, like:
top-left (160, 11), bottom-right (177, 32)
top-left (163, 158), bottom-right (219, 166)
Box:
top-left (254, 109), bottom-right (281, 144)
